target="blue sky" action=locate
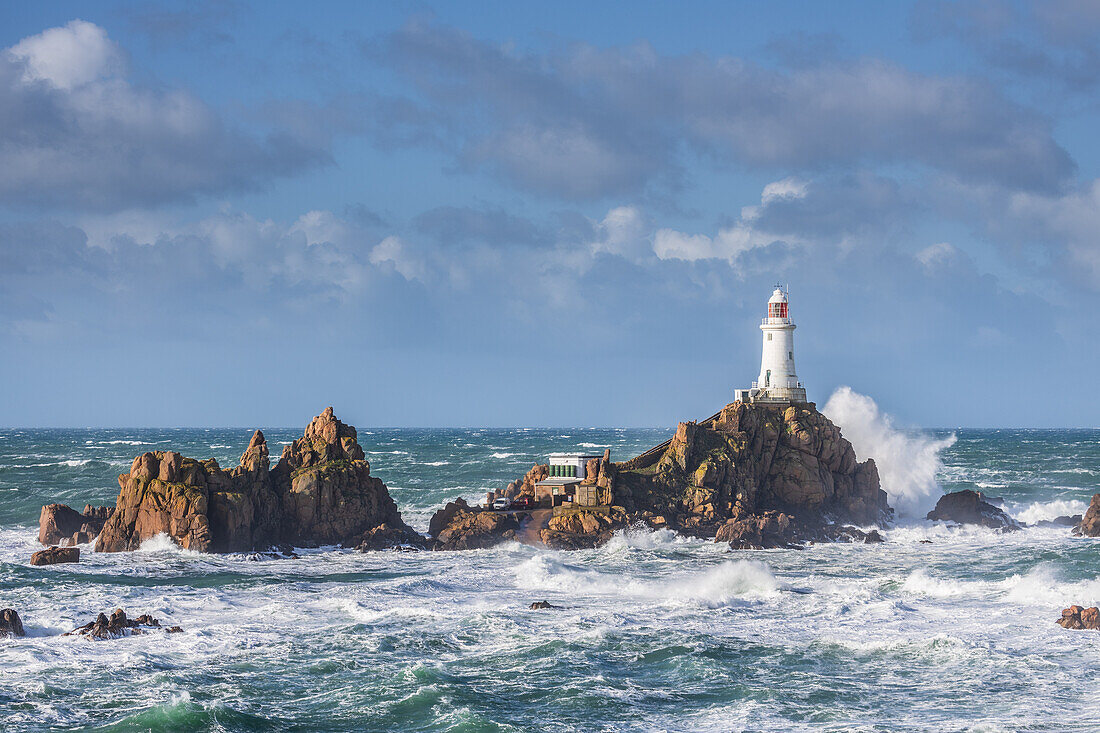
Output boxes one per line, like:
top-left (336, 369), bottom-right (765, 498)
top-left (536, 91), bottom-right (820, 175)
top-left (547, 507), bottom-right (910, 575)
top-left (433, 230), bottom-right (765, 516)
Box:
top-left (2, 0), bottom-right (1100, 428)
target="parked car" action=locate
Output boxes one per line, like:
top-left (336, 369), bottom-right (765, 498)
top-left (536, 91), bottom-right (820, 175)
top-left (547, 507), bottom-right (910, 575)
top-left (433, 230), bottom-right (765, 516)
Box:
top-left (492, 496), bottom-right (512, 510)
top-left (511, 496), bottom-right (537, 510)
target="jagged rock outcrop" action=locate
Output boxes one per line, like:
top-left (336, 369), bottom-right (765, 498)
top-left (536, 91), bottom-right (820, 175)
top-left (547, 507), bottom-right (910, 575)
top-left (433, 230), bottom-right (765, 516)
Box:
top-left (30, 546), bottom-right (79, 565)
top-left (38, 504), bottom-right (113, 546)
top-left (612, 401), bottom-right (889, 538)
top-left (1057, 605), bottom-right (1100, 630)
top-left (1075, 494), bottom-right (1100, 536)
top-left (715, 512), bottom-right (802, 549)
top-left (65, 608), bottom-right (181, 639)
top-left (429, 498), bottom-right (518, 550)
top-left (1, 608), bottom-right (25, 637)
top-left (926, 490), bottom-right (1019, 531)
top-left (93, 408), bottom-right (420, 553)
top-left (429, 401), bottom-right (889, 551)
top-left (540, 508), bottom-right (629, 550)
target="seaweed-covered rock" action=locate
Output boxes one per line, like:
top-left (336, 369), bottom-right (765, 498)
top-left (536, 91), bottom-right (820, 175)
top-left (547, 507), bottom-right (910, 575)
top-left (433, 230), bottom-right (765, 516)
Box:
top-left (1, 608), bottom-right (25, 637)
top-left (30, 546), bottom-right (80, 565)
top-left (38, 503), bottom-right (113, 546)
top-left (1057, 605), bottom-right (1100, 630)
top-left (94, 409), bottom-right (417, 553)
top-left (926, 490), bottom-right (1019, 531)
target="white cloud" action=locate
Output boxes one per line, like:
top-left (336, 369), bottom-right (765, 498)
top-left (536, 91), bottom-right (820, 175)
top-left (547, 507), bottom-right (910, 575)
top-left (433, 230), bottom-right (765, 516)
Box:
top-left (7, 19), bottom-right (123, 90)
top-left (0, 20), bottom-right (323, 211)
top-left (916, 242), bottom-right (958, 270)
top-left (369, 235), bottom-right (426, 282)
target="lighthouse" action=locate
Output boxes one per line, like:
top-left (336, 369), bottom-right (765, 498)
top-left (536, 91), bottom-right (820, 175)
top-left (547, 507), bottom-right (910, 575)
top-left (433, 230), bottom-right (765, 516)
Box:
top-left (735, 285), bottom-right (807, 404)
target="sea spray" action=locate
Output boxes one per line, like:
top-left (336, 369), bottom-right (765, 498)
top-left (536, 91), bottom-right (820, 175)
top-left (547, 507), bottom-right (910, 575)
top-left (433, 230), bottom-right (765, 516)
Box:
top-left (823, 386), bottom-right (955, 520)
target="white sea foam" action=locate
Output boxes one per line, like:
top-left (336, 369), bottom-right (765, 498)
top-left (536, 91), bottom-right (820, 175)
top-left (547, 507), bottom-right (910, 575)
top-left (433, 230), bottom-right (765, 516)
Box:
top-left (823, 386), bottom-right (955, 520)
top-left (422, 461), bottom-right (450, 466)
top-left (1011, 499), bottom-right (1088, 525)
top-left (491, 452), bottom-right (516, 459)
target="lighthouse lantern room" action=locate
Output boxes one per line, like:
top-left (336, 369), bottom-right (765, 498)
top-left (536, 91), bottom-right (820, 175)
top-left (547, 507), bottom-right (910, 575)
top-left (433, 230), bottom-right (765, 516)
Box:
top-left (734, 285), bottom-right (808, 404)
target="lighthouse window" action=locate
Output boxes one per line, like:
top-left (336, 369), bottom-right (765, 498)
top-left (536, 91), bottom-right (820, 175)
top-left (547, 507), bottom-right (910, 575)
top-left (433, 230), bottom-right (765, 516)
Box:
top-left (767, 333), bottom-right (772, 341)
top-left (788, 351), bottom-right (793, 360)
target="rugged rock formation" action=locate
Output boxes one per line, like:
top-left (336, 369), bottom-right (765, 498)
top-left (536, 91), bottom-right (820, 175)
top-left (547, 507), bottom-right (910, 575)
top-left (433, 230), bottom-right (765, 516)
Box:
top-left (1, 608), bottom-right (24, 637)
top-left (356, 523), bottom-right (428, 551)
top-left (93, 408), bottom-right (420, 553)
top-left (926, 490), bottom-right (1019, 531)
top-left (612, 401), bottom-right (889, 538)
top-left (430, 400), bottom-right (890, 552)
top-left (429, 498), bottom-right (519, 550)
top-left (65, 608), bottom-right (181, 639)
top-left (540, 508), bottom-right (629, 550)
top-left (1057, 605), bottom-right (1100, 630)
top-left (529, 601), bottom-right (561, 610)
top-left (30, 546), bottom-right (79, 565)
top-left (39, 504), bottom-right (113, 546)
top-left (1075, 494), bottom-right (1100, 537)
top-left (715, 512), bottom-right (801, 549)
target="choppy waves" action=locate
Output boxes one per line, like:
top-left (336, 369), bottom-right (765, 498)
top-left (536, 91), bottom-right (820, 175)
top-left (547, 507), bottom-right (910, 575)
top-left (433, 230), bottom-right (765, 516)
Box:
top-left (3, 427), bottom-right (1100, 731)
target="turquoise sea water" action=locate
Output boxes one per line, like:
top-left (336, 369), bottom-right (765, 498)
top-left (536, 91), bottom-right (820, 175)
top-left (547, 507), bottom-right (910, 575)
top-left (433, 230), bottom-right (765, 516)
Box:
top-left (2, 427), bottom-right (1100, 731)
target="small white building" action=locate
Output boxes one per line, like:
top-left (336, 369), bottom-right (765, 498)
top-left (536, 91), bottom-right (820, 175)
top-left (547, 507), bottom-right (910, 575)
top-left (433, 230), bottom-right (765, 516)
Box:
top-left (536, 452), bottom-right (606, 506)
top-left (734, 285), bottom-right (808, 404)
top-left (547, 452), bottom-right (603, 479)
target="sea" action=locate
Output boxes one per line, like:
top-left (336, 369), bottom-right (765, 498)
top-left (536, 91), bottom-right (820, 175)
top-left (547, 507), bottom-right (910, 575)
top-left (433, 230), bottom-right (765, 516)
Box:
top-left (2, 424), bottom-right (1100, 732)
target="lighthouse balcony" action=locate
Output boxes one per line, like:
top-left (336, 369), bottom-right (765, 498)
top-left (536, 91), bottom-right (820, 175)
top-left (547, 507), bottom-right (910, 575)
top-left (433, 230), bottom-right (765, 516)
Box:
top-left (761, 317), bottom-right (792, 326)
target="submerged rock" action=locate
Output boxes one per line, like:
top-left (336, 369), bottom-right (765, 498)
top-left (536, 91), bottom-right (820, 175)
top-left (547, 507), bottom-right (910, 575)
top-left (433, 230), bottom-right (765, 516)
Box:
top-left (30, 546), bottom-right (79, 566)
top-left (1057, 605), bottom-right (1100, 630)
top-left (1075, 494), bottom-right (1100, 537)
top-left (1034, 514), bottom-right (1081, 529)
top-left (529, 601), bottom-right (561, 610)
top-left (65, 608), bottom-right (179, 639)
top-left (92, 408), bottom-right (420, 553)
top-left (38, 503), bottom-right (113, 546)
top-left (1, 608), bottom-right (25, 637)
top-left (926, 490), bottom-right (1020, 531)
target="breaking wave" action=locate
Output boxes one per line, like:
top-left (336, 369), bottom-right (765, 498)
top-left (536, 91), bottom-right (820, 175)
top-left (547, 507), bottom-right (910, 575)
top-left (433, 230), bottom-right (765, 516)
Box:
top-left (823, 386), bottom-right (955, 520)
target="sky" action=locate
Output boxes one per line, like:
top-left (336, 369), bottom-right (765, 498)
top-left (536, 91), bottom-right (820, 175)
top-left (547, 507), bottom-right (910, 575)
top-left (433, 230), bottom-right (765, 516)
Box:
top-left (2, 0), bottom-right (1100, 429)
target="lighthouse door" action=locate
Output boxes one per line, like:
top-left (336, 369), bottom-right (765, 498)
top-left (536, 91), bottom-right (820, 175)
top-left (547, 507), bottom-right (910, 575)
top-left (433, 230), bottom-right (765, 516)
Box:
top-left (765, 370), bottom-right (771, 387)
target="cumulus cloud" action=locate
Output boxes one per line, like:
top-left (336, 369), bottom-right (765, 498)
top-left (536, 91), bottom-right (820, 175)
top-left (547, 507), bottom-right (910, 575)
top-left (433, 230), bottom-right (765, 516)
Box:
top-left (0, 20), bottom-right (326, 211)
top-left (363, 20), bottom-right (1074, 199)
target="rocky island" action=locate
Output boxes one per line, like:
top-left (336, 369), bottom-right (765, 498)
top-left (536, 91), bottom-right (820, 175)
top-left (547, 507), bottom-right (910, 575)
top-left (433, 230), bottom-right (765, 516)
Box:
top-left (35, 401), bottom-right (890, 556)
top-left (38, 407), bottom-right (423, 555)
top-left (429, 399), bottom-right (890, 550)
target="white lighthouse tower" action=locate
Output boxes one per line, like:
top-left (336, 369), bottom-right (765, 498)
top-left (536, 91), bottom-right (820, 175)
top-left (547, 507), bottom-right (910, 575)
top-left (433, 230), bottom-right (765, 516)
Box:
top-left (735, 285), bottom-right (807, 404)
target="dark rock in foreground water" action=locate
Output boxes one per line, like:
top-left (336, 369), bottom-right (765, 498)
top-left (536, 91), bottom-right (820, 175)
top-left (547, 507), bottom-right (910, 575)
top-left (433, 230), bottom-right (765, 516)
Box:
top-left (1, 608), bottom-right (25, 637)
top-left (926, 490), bottom-right (1019, 531)
top-left (529, 601), bottom-right (561, 610)
top-left (30, 546), bottom-right (79, 566)
top-left (65, 608), bottom-right (181, 639)
top-left (1057, 605), bottom-right (1100, 630)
